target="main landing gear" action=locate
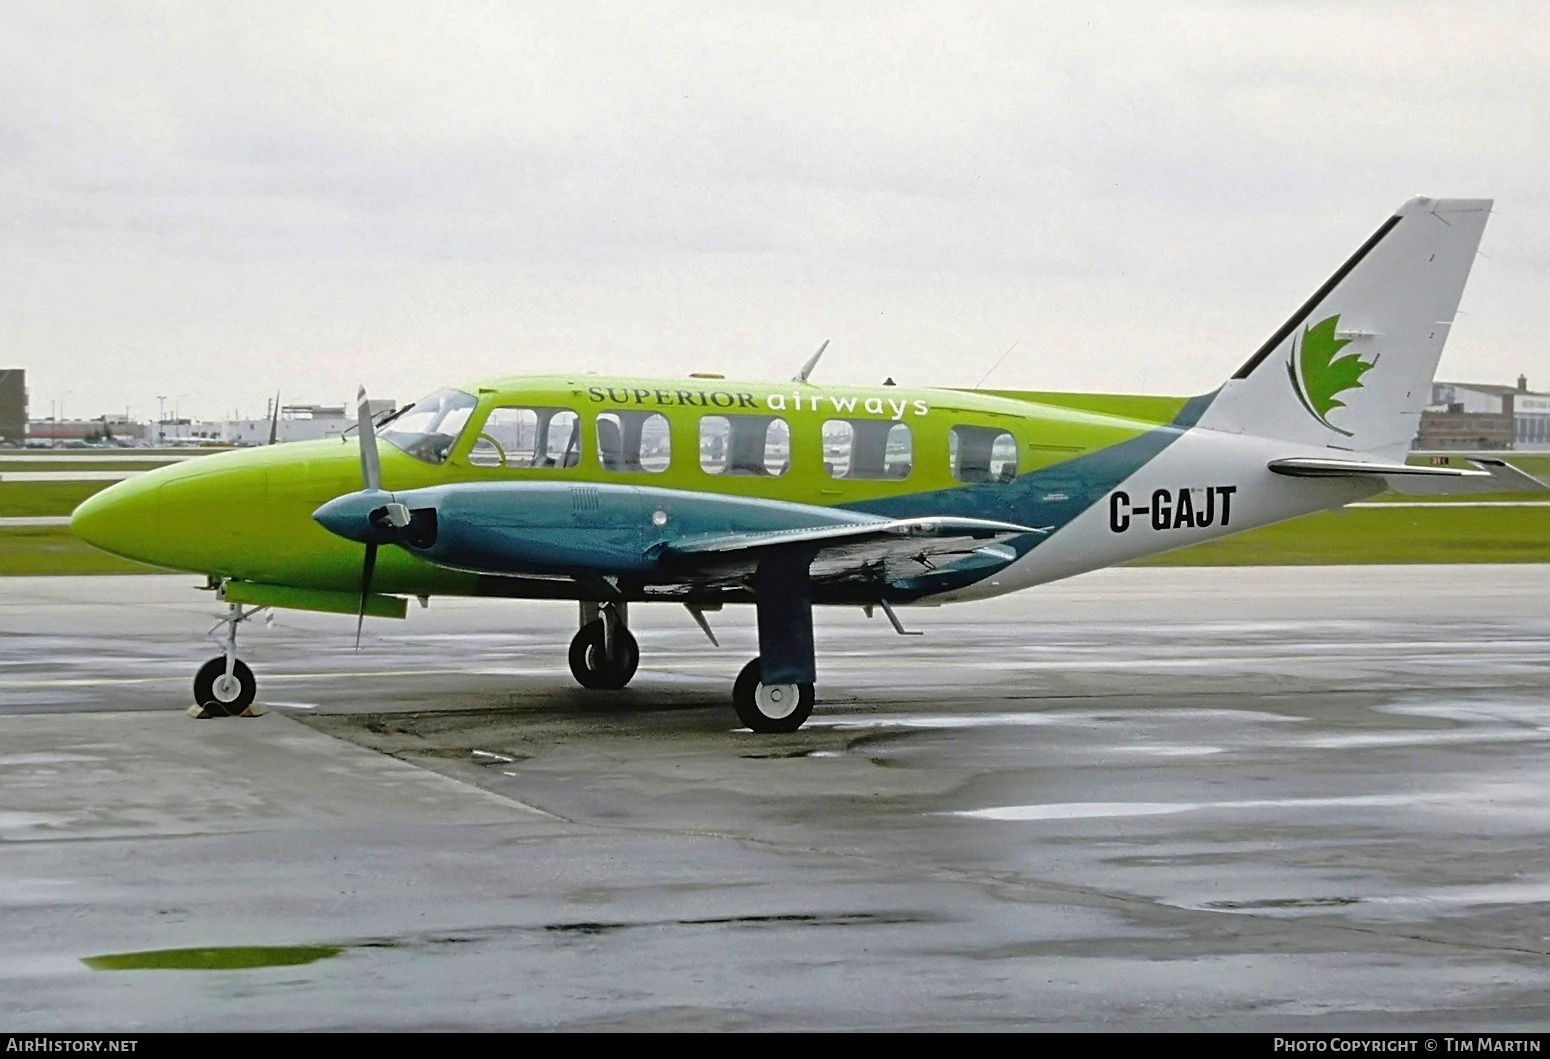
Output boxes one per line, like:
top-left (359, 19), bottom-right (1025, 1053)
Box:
top-left (568, 601), bottom-right (639, 689)
top-left (565, 556), bottom-right (822, 734)
top-left (192, 601), bottom-right (264, 717)
top-left (731, 550), bottom-right (818, 733)
top-left (732, 657), bottom-right (814, 733)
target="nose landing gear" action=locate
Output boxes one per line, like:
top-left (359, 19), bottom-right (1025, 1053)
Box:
top-left (191, 600), bottom-right (265, 718)
top-left (193, 656), bottom-right (257, 717)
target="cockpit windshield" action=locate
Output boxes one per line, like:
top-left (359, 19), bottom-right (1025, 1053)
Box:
top-left (377, 388), bottom-right (477, 464)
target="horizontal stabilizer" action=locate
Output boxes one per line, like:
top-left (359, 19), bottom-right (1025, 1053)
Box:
top-left (1268, 456), bottom-right (1548, 495)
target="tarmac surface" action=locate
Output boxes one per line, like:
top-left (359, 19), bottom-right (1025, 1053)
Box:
top-left (2, 566), bottom-right (1550, 1032)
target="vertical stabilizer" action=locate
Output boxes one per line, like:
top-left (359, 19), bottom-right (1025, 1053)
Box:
top-left (1197, 197), bottom-right (1492, 460)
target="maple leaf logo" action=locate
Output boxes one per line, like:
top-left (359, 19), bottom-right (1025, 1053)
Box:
top-left (1286, 314), bottom-right (1375, 436)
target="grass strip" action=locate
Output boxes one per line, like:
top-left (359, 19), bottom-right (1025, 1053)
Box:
top-left (0, 481), bottom-right (112, 518)
top-left (0, 526), bottom-right (166, 575)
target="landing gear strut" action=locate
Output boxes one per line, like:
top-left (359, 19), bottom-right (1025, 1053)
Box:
top-left (735, 549), bottom-right (818, 733)
top-left (568, 601), bottom-right (639, 689)
top-left (194, 600), bottom-right (263, 717)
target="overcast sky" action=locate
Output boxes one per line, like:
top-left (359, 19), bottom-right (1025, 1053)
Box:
top-left (3, 1), bottom-right (1547, 423)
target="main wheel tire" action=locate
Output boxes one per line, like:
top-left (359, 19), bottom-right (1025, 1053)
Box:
top-left (193, 656), bottom-right (257, 717)
top-left (567, 620), bottom-right (640, 690)
top-left (732, 657), bottom-right (814, 733)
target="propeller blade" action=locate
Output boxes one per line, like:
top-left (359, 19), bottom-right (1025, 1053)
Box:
top-left (356, 385), bottom-right (381, 492)
top-left (267, 389), bottom-right (281, 446)
top-left (355, 541), bottom-right (377, 650)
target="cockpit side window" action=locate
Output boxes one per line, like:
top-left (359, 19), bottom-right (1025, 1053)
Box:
top-left (468, 407), bottom-right (582, 469)
top-left (377, 388), bottom-right (477, 465)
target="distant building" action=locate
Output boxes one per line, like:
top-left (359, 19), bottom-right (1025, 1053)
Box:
top-left (1417, 376), bottom-right (1550, 451)
top-left (14, 394), bottom-right (395, 447)
top-left (223, 399), bottom-right (394, 446)
top-left (27, 415), bottom-right (139, 445)
top-left (1515, 382), bottom-right (1550, 448)
top-left (0, 368), bottom-right (26, 443)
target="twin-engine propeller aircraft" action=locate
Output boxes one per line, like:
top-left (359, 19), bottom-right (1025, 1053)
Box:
top-left (72, 197), bottom-right (1544, 731)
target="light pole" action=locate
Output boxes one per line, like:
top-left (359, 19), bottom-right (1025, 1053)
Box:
top-left (157, 395), bottom-right (167, 445)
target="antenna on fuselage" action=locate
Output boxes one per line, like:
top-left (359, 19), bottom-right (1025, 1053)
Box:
top-left (793, 339), bottom-right (830, 383)
top-left (974, 340), bottom-right (1020, 388)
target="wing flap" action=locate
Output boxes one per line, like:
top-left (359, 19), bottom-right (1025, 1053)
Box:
top-left (661, 515), bottom-right (1043, 557)
top-left (656, 516), bottom-right (1045, 583)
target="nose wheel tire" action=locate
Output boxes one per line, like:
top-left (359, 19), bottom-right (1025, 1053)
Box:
top-left (732, 657), bottom-right (814, 733)
top-left (193, 657), bottom-right (257, 717)
top-left (568, 620), bottom-right (640, 689)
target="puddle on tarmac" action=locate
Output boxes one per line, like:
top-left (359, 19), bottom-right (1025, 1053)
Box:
top-left (736, 746), bottom-right (859, 760)
top-left (1202, 896), bottom-right (1363, 911)
top-left (951, 792), bottom-right (1459, 821)
top-left (815, 706), bottom-right (1302, 732)
top-left (542, 910), bottom-right (921, 936)
top-left (1193, 882), bottom-right (1550, 915)
top-left (0, 752), bottom-right (102, 766)
top-left (82, 911), bottom-right (920, 970)
top-left (83, 945), bottom-right (342, 971)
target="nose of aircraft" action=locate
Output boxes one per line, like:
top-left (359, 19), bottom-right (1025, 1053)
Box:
top-left (69, 476), bottom-right (162, 563)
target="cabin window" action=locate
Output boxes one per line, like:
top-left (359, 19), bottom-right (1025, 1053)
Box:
top-left (377, 388), bottom-right (477, 465)
top-left (699, 415), bottom-right (789, 476)
top-left (596, 411), bottom-right (671, 473)
top-left (822, 419), bottom-right (912, 480)
top-left (949, 425), bottom-right (1018, 483)
top-left (468, 406), bottom-right (581, 469)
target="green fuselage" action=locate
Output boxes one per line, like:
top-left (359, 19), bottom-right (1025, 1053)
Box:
top-left (70, 374), bottom-right (1187, 603)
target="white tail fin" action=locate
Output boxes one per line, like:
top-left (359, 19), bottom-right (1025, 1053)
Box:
top-left (1197, 197), bottom-right (1492, 461)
